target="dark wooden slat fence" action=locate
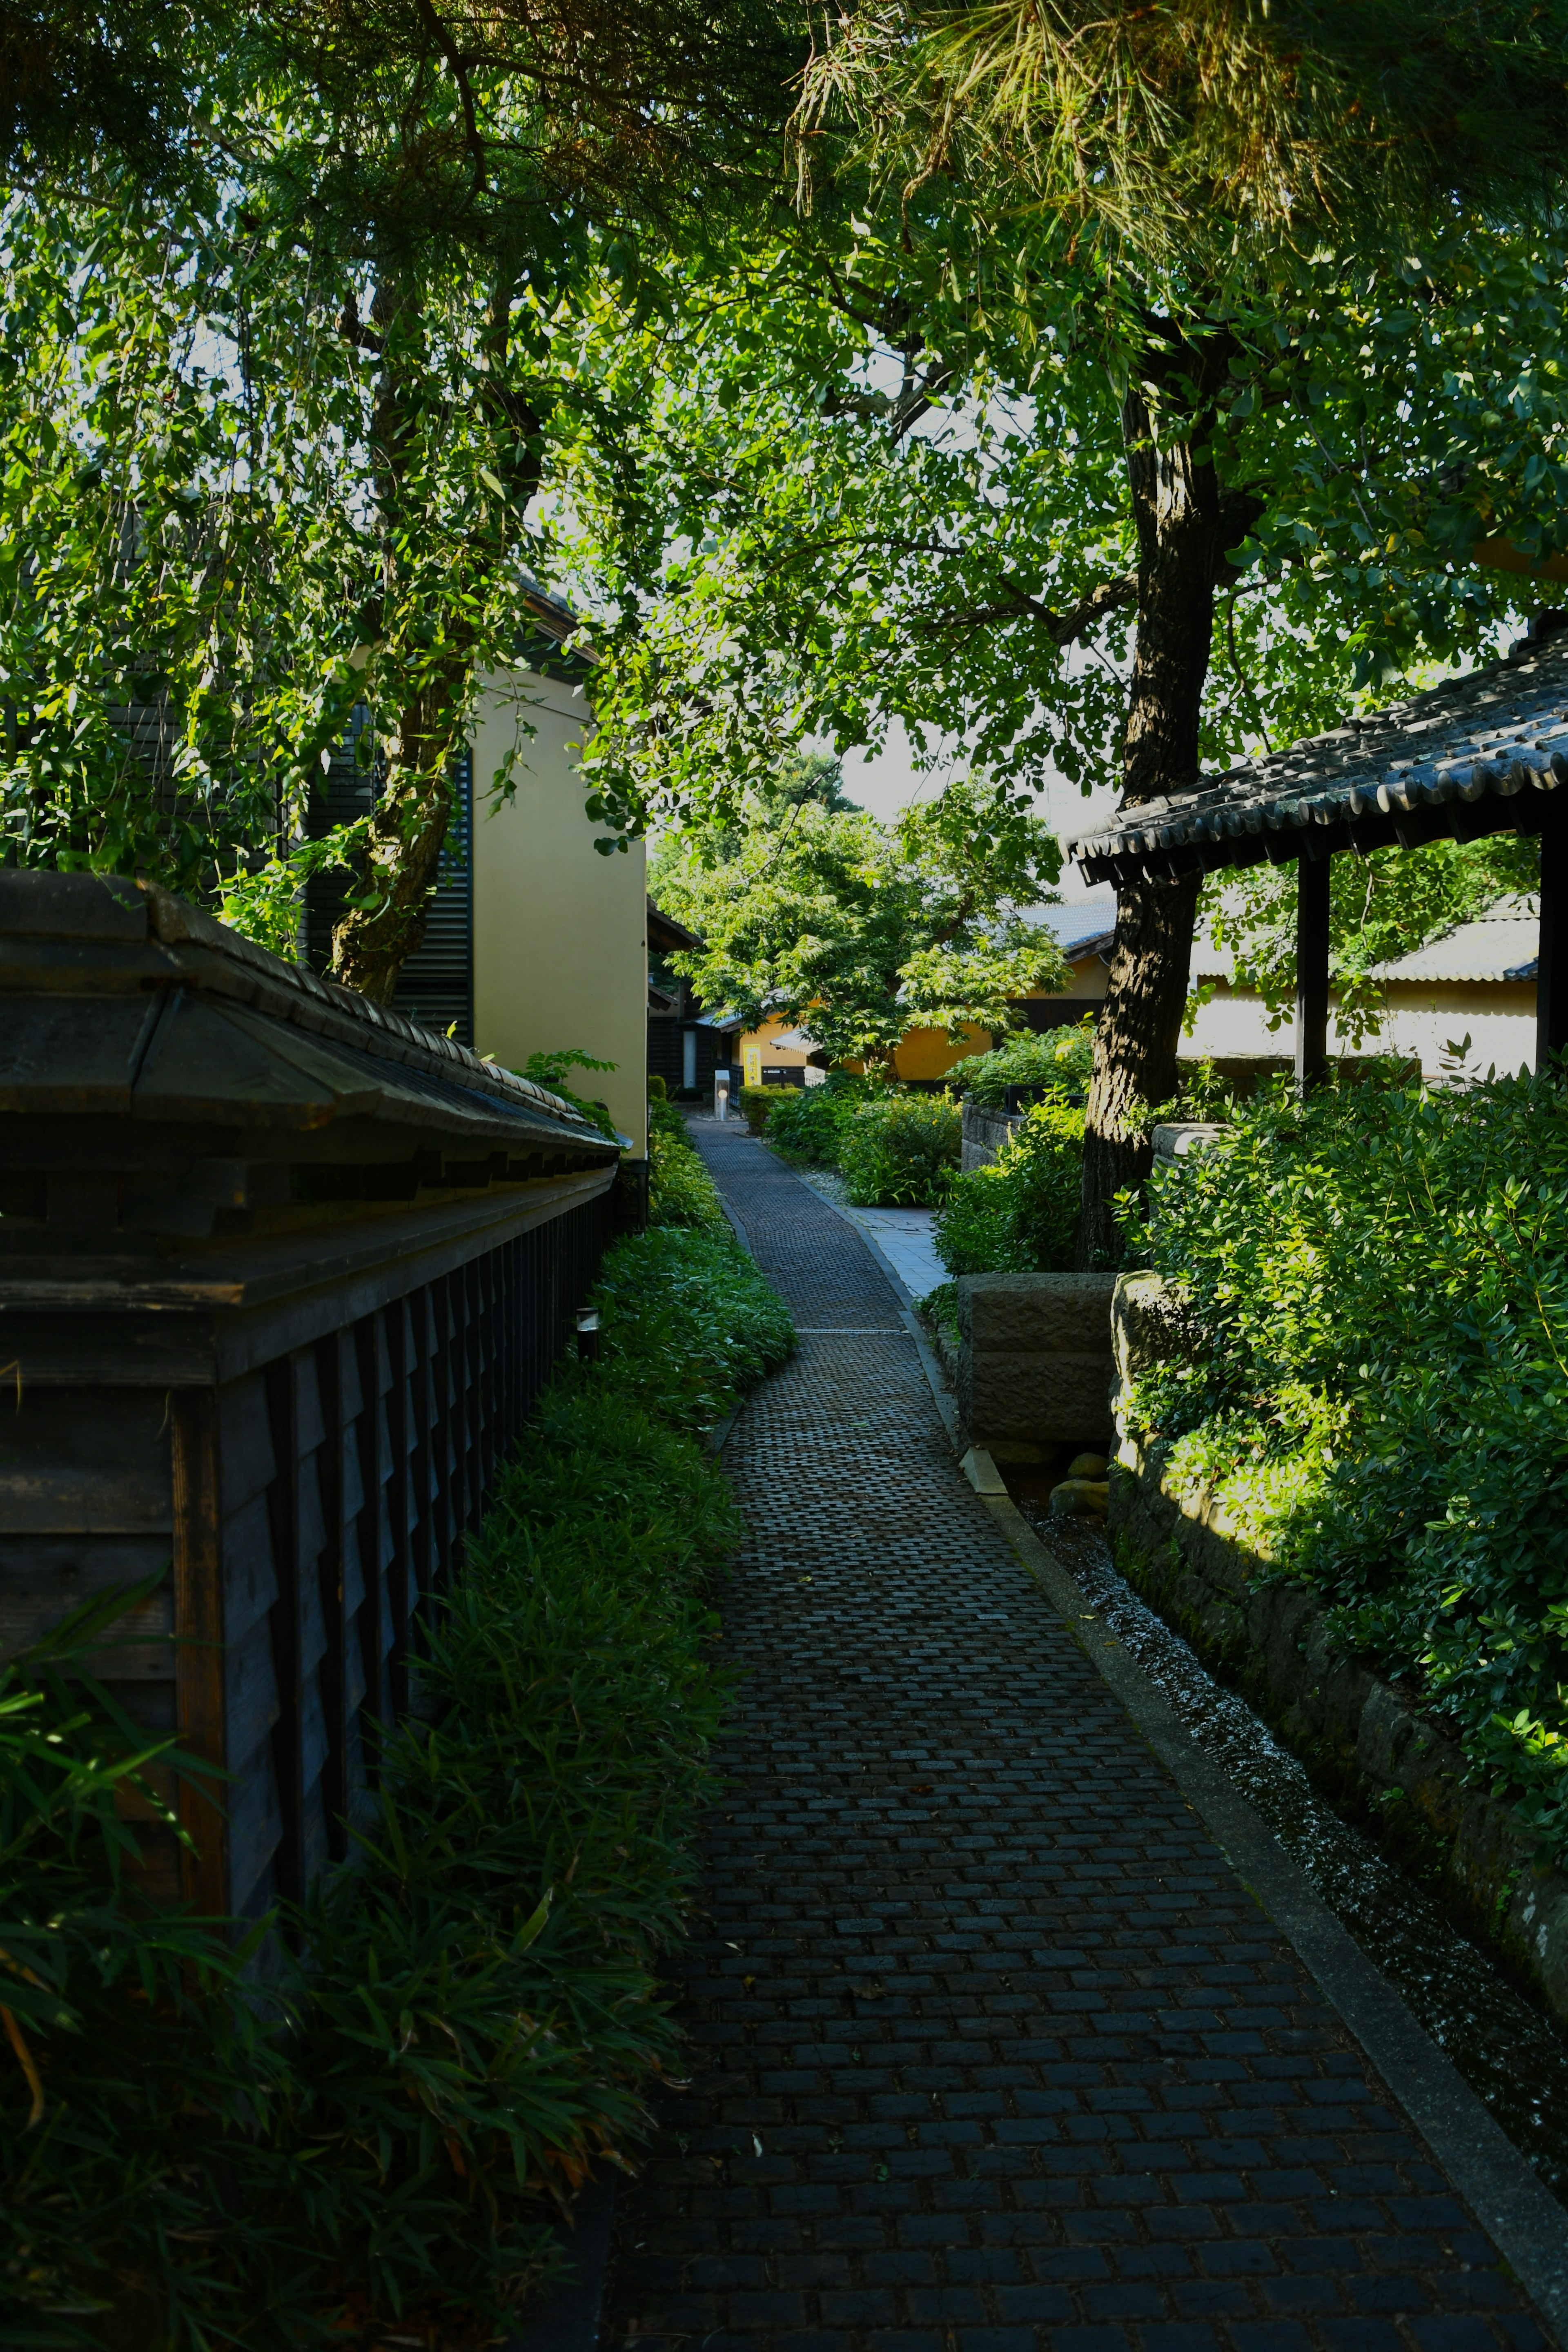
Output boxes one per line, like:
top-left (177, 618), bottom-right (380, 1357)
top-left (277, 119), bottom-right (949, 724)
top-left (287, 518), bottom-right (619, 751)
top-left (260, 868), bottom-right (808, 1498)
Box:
top-left (0, 873), bottom-right (625, 1944)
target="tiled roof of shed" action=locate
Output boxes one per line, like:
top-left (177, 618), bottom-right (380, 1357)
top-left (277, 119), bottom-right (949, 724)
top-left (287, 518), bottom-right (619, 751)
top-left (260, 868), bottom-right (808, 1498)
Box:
top-left (1067, 634), bottom-right (1568, 885)
top-left (1374, 895), bottom-right (1540, 984)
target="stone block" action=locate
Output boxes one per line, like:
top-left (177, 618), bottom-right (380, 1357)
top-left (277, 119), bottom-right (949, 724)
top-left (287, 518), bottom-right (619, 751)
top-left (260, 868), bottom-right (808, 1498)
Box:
top-left (956, 1272), bottom-right (1116, 1449)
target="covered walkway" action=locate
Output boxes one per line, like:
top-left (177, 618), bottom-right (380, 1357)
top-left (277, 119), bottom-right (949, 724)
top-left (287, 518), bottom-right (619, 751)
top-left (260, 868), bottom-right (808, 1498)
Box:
top-left (604, 1125), bottom-right (1549, 2352)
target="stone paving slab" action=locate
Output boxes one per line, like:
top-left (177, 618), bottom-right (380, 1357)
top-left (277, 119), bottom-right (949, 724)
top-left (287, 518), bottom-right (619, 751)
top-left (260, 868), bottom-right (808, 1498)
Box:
top-left (602, 1129), bottom-right (1550, 2352)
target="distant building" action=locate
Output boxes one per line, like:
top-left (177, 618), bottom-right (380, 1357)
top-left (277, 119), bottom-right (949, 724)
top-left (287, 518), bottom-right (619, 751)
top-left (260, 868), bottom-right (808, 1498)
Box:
top-left (647, 900), bottom-right (736, 1098)
top-left (306, 596), bottom-right (649, 1154)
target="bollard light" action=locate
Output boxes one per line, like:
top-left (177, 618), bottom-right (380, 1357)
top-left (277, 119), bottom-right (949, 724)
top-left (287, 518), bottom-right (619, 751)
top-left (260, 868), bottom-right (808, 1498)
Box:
top-left (715, 1074), bottom-right (730, 1123)
top-left (575, 1307), bottom-right (601, 1364)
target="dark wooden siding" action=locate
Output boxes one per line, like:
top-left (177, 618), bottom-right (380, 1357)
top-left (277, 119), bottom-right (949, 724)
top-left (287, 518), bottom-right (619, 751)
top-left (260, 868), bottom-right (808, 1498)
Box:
top-left (0, 1194), bottom-right (611, 1945)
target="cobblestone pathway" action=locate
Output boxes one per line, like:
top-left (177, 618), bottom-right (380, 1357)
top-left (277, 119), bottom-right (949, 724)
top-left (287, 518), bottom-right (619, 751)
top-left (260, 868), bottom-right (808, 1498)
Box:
top-left (604, 1124), bottom-right (1548, 2352)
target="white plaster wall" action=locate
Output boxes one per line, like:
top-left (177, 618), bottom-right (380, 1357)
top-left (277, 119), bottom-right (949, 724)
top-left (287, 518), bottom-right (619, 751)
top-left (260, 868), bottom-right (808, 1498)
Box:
top-left (470, 668), bottom-right (648, 1154)
top-left (1179, 978), bottom-right (1537, 1080)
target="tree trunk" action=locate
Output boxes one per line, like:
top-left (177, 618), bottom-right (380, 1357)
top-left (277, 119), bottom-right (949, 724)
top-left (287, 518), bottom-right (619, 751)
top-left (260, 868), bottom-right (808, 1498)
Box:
top-left (329, 273), bottom-right (542, 1005)
top-left (1075, 330), bottom-right (1256, 1266)
top-left (329, 688), bottom-right (461, 1002)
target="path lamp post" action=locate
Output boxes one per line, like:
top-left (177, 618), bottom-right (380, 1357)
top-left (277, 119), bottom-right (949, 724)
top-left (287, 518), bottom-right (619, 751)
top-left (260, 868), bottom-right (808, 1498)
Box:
top-left (715, 1072), bottom-right (730, 1122)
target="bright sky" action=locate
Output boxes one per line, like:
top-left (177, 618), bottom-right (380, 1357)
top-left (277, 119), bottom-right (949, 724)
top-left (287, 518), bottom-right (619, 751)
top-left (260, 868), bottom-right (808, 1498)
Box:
top-left (839, 724), bottom-right (1121, 901)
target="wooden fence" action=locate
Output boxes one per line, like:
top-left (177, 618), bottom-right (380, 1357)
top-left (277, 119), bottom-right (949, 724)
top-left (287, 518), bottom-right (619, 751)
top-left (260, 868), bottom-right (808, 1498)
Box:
top-left (0, 872), bottom-right (624, 1934)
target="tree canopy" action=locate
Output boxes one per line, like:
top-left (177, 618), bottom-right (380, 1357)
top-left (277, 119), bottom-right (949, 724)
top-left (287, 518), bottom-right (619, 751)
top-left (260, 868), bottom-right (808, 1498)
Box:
top-left (650, 771), bottom-right (1069, 1066)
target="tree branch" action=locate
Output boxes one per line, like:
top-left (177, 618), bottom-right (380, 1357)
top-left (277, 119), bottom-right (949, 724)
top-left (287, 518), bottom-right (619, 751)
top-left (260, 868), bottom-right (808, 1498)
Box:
top-left (907, 570), bottom-right (1138, 643)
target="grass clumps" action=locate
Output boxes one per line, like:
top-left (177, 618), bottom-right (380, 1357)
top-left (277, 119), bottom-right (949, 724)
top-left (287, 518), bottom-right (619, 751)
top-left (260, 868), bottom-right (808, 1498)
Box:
top-left (647, 1092), bottom-right (730, 1239)
top-left (1, 1227), bottom-right (792, 2349)
top-left (1125, 1066), bottom-right (1568, 1863)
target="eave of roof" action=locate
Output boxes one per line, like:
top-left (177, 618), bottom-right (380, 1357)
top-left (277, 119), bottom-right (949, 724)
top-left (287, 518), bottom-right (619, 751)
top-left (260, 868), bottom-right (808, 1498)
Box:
top-left (1067, 635), bottom-right (1568, 888)
top-left (647, 897), bottom-right (706, 956)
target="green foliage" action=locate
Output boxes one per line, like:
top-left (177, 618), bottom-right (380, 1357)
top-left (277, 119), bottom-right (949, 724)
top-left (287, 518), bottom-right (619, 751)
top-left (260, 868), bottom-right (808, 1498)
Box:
top-left (647, 780), bottom-right (1067, 1068)
top-left (946, 1020), bottom-right (1097, 1108)
top-left (647, 1124), bottom-right (730, 1239)
top-left (0, 1226), bottom-right (791, 2346)
top-left (1125, 1070), bottom-right (1568, 1863)
top-left (738, 1085), bottom-right (778, 1134)
top-left (933, 1100), bottom-right (1085, 1274)
top-left (517, 1050), bottom-right (620, 1141)
top-left (591, 1226), bottom-right (795, 1434)
top-left (838, 1091), bottom-right (961, 1207)
top-left (763, 1073), bottom-right (887, 1164)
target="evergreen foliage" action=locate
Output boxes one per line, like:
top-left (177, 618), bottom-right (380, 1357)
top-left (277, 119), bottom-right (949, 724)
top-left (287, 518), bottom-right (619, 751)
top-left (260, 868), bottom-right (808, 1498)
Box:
top-left (837, 1091), bottom-right (962, 1207)
top-left (945, 1020), bottom-right (1097, 1109)
top-left (934, 1101), bottom-right (1086, 1275)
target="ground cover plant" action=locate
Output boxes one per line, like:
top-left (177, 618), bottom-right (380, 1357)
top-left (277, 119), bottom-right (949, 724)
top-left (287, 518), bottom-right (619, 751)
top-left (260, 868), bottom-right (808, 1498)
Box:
top-left (0, 1228), bottom-right (792, 2348)
top-left (1122, 1067), bottom-right (1568, 1862)
top-left (647, 1091), bottom-right (731, 1238)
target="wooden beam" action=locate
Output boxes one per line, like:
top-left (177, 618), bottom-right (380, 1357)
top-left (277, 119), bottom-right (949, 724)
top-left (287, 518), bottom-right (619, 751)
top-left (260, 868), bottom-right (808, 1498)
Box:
top-left (1296, 852), bottom-right (1332, 1094)
top-left (1539, 796), bottom-right (1568, 1072)
top-left (171, 1390), bottom-right (228, 1918)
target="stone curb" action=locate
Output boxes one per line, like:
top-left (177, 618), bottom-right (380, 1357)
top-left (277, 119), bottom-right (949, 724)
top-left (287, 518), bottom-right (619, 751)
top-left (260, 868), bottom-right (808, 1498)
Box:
top-left (972, 1463), bottom-right (1568, 2351)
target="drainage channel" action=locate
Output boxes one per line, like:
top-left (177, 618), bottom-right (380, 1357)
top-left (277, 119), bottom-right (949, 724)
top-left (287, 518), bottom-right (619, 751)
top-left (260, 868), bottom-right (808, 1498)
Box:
top-left (1019, 1501), bottom-right (1568, 2204)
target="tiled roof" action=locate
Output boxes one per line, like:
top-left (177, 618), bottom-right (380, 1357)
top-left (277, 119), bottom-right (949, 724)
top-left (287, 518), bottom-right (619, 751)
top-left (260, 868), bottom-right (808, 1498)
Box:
top-left (1067, 635), bottom-right (1568, 885)
top-left (1021, 888), bottom-right (1119, 958)
top-left (1375, 896), bottom-right (1540, 984)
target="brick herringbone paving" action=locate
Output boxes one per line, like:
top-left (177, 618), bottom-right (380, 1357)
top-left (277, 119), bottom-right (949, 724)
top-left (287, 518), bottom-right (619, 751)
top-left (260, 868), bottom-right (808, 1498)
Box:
top-left (604, 1125), bottom-right (1547, 2352)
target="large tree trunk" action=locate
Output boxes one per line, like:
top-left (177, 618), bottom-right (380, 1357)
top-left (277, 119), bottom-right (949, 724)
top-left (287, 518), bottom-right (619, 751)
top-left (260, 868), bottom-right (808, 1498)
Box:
top-left (1075, 332), bottom-right (1254, 1266)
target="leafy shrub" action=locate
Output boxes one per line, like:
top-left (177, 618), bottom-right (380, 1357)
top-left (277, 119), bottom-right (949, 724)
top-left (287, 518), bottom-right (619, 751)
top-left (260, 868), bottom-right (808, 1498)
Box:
top-left (517, 1047), bottom-right (620, 1139)
top-left (1, 1228), bottom-right (792, 2347)
top-left (933, 1100), bottom-right (1086, 1274)
top-left (838, 1091), bottom-right (962, 1206)
top-left (1125, 1068), bottom-right (1568, 1862)
top-left (738, 1084), bottom-right (777, 1134)
top-left (764, 1072), bottom-right (887, 1164)
top-left (947, 1018), bottom-right (1097, 1107)
top-left (648, 1123), bottom-right (729, 1238)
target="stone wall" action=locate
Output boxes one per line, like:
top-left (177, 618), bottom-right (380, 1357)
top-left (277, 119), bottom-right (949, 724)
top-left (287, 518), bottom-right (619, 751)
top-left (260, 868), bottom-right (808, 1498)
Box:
top-left (1110, 1271), bottom-right (1568, 2027)
top-left (959, 1099), bottom-right (1023, 1172)
top-left (956, 1272), bottom-right (1117, 1459)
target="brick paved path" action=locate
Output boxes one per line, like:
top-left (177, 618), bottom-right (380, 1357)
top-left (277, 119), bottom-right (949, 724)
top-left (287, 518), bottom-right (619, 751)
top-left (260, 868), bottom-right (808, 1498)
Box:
top-left (604, 1126), bottom-right (1548, 2352)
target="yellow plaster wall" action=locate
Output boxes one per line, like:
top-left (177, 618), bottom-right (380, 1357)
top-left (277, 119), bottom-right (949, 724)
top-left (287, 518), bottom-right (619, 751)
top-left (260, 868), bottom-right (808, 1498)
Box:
top-left (738, 1014), bottom-right (812, 1068)
top-left (891, 1023), bottom-right (990, 1080)
top-left (470, 668), bottom-right (648, 1154)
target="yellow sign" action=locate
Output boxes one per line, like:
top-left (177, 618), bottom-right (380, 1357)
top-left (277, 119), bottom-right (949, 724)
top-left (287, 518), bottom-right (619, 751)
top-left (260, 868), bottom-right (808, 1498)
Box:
top-left (743, 1045), bottom-right (763, 1089)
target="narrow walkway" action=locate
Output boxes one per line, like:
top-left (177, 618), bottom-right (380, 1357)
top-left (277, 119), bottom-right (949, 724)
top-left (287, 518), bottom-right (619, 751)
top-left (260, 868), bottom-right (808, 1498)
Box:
top-left (606, 1128), bottom-right (1547, 2352)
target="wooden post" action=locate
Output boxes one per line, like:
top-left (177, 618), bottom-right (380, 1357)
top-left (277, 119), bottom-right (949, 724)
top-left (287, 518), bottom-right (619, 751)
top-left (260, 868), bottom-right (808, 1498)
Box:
top-left (263, 1354), bottom-right (307, 1910)
top-left (171, 1390), bottom-right (228, 1918)
top-left (1539, 796), bottom-right (1568, 1073)
top-left (1296, 852), bottom-right (1332, 1093)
